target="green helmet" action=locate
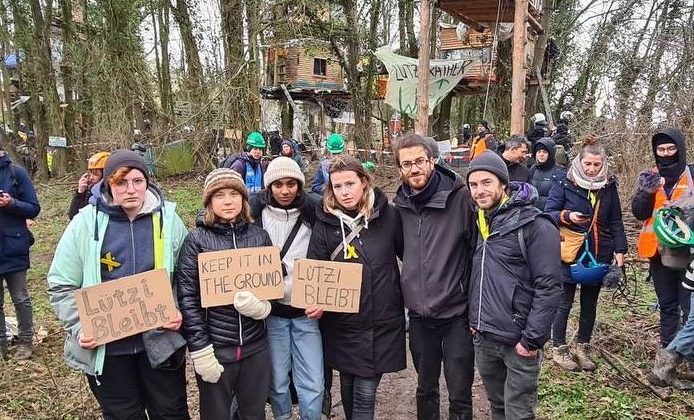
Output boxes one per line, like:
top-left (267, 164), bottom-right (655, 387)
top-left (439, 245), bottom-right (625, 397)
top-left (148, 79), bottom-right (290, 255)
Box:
top-left (246, 131), bottom-right (266, 149)
top-left (362, 161), bottom-right (376, 172)
top-left (654, 207), bottom-right (694, 248)
top-left (326, 133), bottom-right (345, 154)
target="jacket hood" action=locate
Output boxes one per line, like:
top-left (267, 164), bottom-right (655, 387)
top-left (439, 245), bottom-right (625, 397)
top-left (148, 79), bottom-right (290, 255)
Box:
top-left (394, 164), bottom-right (463, 209)
top-left (195, 209), bottom-right (250, 237)
top-left (651, 127), bottom-right (687, 176)
top-left (317, 187), bottom-right (388, 226)
top-left (90, 180), bottom-right (164, 218)
top-left (532, 137), bottom-right (556, 168)
top-left (0, 153), bottom-right (11, 168)
top-left (250, 187), bottom-right (318, 226)
top-left (487, 182), bottom-right (548, 236)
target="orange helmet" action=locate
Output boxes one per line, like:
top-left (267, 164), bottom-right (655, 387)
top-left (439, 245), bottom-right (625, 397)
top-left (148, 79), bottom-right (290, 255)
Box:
top-left (87, 152), bottom-right (110, 170)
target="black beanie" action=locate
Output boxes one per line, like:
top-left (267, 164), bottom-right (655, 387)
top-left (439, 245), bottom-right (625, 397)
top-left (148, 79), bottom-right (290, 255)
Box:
top-left (467, 150), bottom-right (509, 186)
top-left (102, 149), bottom-right (150, 185)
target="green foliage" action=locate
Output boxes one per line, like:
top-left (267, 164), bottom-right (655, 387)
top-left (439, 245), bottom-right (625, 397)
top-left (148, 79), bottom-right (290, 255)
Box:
top-left (593, 387), bottom-right (635, 420)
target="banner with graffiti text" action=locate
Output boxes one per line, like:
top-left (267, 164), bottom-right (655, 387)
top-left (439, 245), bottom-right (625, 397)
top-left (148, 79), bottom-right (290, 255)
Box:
top-left (374, 47), bottom-right (490, 117)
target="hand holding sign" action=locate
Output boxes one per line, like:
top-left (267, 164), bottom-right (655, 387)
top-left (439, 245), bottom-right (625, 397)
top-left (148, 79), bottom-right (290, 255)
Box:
top-left (74, 269), bottom-right (178, 346)
top-left (291, 259), bottom-right (363, 313)
top-left (197, 246), bottom-right (284, 308)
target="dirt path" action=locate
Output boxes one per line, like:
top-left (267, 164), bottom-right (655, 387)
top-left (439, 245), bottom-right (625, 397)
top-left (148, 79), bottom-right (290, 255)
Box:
top-left (183, 336), bottom-right (490, 420)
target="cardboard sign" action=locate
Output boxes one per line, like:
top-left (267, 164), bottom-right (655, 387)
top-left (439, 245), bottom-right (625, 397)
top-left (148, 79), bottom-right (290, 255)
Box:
top-left (74, 269), bottom-right (178, 346)
top-left (198, 246), bottom-right (284, 308)
top-left (291, 259), bottom-right (363, 313)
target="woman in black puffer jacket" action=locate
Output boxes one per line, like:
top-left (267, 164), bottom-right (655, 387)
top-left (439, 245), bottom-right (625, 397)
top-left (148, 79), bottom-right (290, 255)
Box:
top-left (308, 156), bottom-right (405, 420)
top-left (176, 168), bottom-right (272, 420)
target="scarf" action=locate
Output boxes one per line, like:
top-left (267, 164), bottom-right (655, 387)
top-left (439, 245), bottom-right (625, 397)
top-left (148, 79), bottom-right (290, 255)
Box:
top-left (566, 155), bottom-right (608, 191)
top-left (326, 189), bottom-right (375, 259)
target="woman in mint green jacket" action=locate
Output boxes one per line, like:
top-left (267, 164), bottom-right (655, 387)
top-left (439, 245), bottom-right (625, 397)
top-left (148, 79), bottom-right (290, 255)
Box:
top-left (47, 150), bottom-right (190, 420)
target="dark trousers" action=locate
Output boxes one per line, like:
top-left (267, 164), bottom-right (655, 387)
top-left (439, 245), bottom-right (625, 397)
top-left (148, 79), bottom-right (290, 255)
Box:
top-left (552, 281), bottom-right (601, 346)
top-left (87, 352), bottom-right (189, 420)
top-left (473, 334), bottom-right (542, 420)
top-left (650, 257), bottom-right (692, 346)
top-left (322, 363), bottom-right (333, 416)
top-left (409, 315), bottom-right (474, 420)
top-left (339, 372), bottom-right (382, 420)
top-left (197, 347), bottom-right (271, 420)
top-left (0, 270), bottom-right (33, 343)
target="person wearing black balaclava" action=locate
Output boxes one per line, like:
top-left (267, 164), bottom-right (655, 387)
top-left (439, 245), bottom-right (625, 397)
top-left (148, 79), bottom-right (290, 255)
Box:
top-left (529, 138), bottom-right (565, 210)
top-left (632, 128), bottom-right (694, 387)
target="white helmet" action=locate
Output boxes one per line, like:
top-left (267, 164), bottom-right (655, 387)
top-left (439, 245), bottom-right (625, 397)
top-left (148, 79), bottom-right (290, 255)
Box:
top-left (532, 113), bottom-right (546, 124)
top-left (560, 111), bottom-right (574, 121)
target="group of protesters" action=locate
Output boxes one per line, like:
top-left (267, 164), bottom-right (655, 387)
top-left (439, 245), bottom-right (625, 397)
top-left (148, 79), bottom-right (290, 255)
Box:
top-left (0, 122), bottom-right (691, 420)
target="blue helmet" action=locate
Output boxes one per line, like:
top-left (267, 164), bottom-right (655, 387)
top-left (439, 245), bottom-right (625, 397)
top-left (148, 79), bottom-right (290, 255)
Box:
top-left (568, 240), bottom-right (610, 284)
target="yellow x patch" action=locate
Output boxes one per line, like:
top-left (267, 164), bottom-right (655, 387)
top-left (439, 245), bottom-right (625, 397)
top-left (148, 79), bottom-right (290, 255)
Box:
top-left (345, 244), bottom-right (359, 260)
top-left (100, 252), bottom-right (122, 272)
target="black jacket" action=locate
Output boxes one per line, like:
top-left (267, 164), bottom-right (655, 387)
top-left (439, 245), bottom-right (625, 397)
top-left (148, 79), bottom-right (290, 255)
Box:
top-left (176, 215), bottom-right (272, 358)
top-left (503, 156), bottom-right (531, 183)
top-left (632, 128), bottom-right (693, 221)
top-left (529, 138), bottom-right (565, 210)
top-left (68, 189), bottom-right (90, 220)
top-left (307, 188), bottom-right (406, 377)
top-left (546, 175), bottom-right (628, 264)
top-left (469, 182), bottom-right (563, 351)
top-left (393, 165), bottom-right (477, 320)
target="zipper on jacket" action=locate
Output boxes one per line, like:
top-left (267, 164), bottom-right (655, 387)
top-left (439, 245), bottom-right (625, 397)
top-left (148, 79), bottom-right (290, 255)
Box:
top-left (417, 216), bottom-right (422, 237)
top-left (129, 222), bottom-right (136, 274)
top-left (129, 221), bottom-right (138, 355)
top-left (477, 240), bottom-right (487, 330)
top-left (238, 312), bottom-right (244, 347)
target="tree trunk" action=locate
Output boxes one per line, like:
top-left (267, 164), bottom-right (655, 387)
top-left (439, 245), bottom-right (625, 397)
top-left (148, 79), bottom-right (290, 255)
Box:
top-left (524, 0), bottom-right (554, 119)
top-left (157, 0), bottom-right (173, 116)
top-left (246, 0), bottom-right (260, 129)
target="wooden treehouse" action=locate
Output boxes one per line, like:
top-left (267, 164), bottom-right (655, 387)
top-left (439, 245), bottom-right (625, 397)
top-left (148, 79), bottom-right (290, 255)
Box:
top-left (438, 0), bottom-right (544, 94)
top-left (438, 0), bottom-right (546, 132)
top-left (438, 0), bottom-right (543, 32)
top-left (261, 39), bottom-right (349, 101)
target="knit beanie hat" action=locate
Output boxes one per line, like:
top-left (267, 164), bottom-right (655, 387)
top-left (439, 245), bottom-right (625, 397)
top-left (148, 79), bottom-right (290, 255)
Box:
top-left (203, 168), bottom-right (247, 205)
top-left (467, 150), bottom-right (510, 186)
top-left (103, 149), bottom-right (150, 185)
top-left (264, 156), bottom-right (305, 188)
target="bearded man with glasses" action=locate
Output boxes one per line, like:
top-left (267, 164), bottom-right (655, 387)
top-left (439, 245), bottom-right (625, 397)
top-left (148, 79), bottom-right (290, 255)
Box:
top-left (392, 133), bottom-right (478, 420)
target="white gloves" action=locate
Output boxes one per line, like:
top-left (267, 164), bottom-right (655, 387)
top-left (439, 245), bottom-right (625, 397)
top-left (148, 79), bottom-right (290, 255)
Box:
top-left (234, 291), bottom-right (271, 320)
top-left (189, 344), bottom-right (224, 383)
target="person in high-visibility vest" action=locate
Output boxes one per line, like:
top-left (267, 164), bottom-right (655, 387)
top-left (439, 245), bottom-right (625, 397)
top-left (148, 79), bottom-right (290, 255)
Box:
top-left (469, 120), bottom-right (491, 160)
top-left (632, 128), bottom-right (694, 373)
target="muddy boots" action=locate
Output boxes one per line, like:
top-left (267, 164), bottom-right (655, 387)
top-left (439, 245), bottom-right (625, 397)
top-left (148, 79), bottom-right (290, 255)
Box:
top-left (15, 341), bottom-right (32, 360)
top-left (574, 343), bottom-right (597, 371)
top-left (649, 348), bottom-right (694, 390)
top-left (553, 345), bottom-right (580, 371)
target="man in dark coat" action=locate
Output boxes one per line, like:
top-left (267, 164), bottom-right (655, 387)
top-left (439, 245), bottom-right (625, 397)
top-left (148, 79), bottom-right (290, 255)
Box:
top-left (0, 144), bottom-right (40, 360)
top-left (393, 132), bottom-right (477, 420)
top-left (466, 151), bottom-right (562, 420)
top-left (528, 138), bottom-right (565, 210)
top-left (501, 135), bottom-right (531, 182)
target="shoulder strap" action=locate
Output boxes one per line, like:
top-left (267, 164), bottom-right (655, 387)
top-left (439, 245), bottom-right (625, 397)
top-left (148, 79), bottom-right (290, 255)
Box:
top-left (517, 225), bottom-right (528, 263)
top-left (10, 164), bottom-right (18, 187)
top-left (330, 223), bottom-right (365, 261)
top-left (280, 218), bottom-right (303, 259)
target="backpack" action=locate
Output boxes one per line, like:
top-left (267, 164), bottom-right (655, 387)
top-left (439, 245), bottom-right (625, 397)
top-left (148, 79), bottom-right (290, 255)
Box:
top-left (219, 153), bottom-right (241, 169)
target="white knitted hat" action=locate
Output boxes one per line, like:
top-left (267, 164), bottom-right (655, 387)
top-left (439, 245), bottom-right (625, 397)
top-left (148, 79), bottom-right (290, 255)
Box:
top-left (264, 156), bottom-right (305, 188)
top-left (203, 168), bottom-right (247, 205)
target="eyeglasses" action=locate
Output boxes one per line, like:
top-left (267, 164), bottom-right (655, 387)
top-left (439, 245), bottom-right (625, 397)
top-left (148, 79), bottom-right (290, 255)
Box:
top-left (399, 157), bottom-right (431, 172)
top-left (656, 145), bottom-right (677, 154)
top-left (112, 178), bottom-right (147, 192)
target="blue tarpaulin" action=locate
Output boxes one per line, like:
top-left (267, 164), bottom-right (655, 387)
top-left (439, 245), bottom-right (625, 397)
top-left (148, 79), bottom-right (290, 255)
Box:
top-left (4, 53), bottom-right (19, 69)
